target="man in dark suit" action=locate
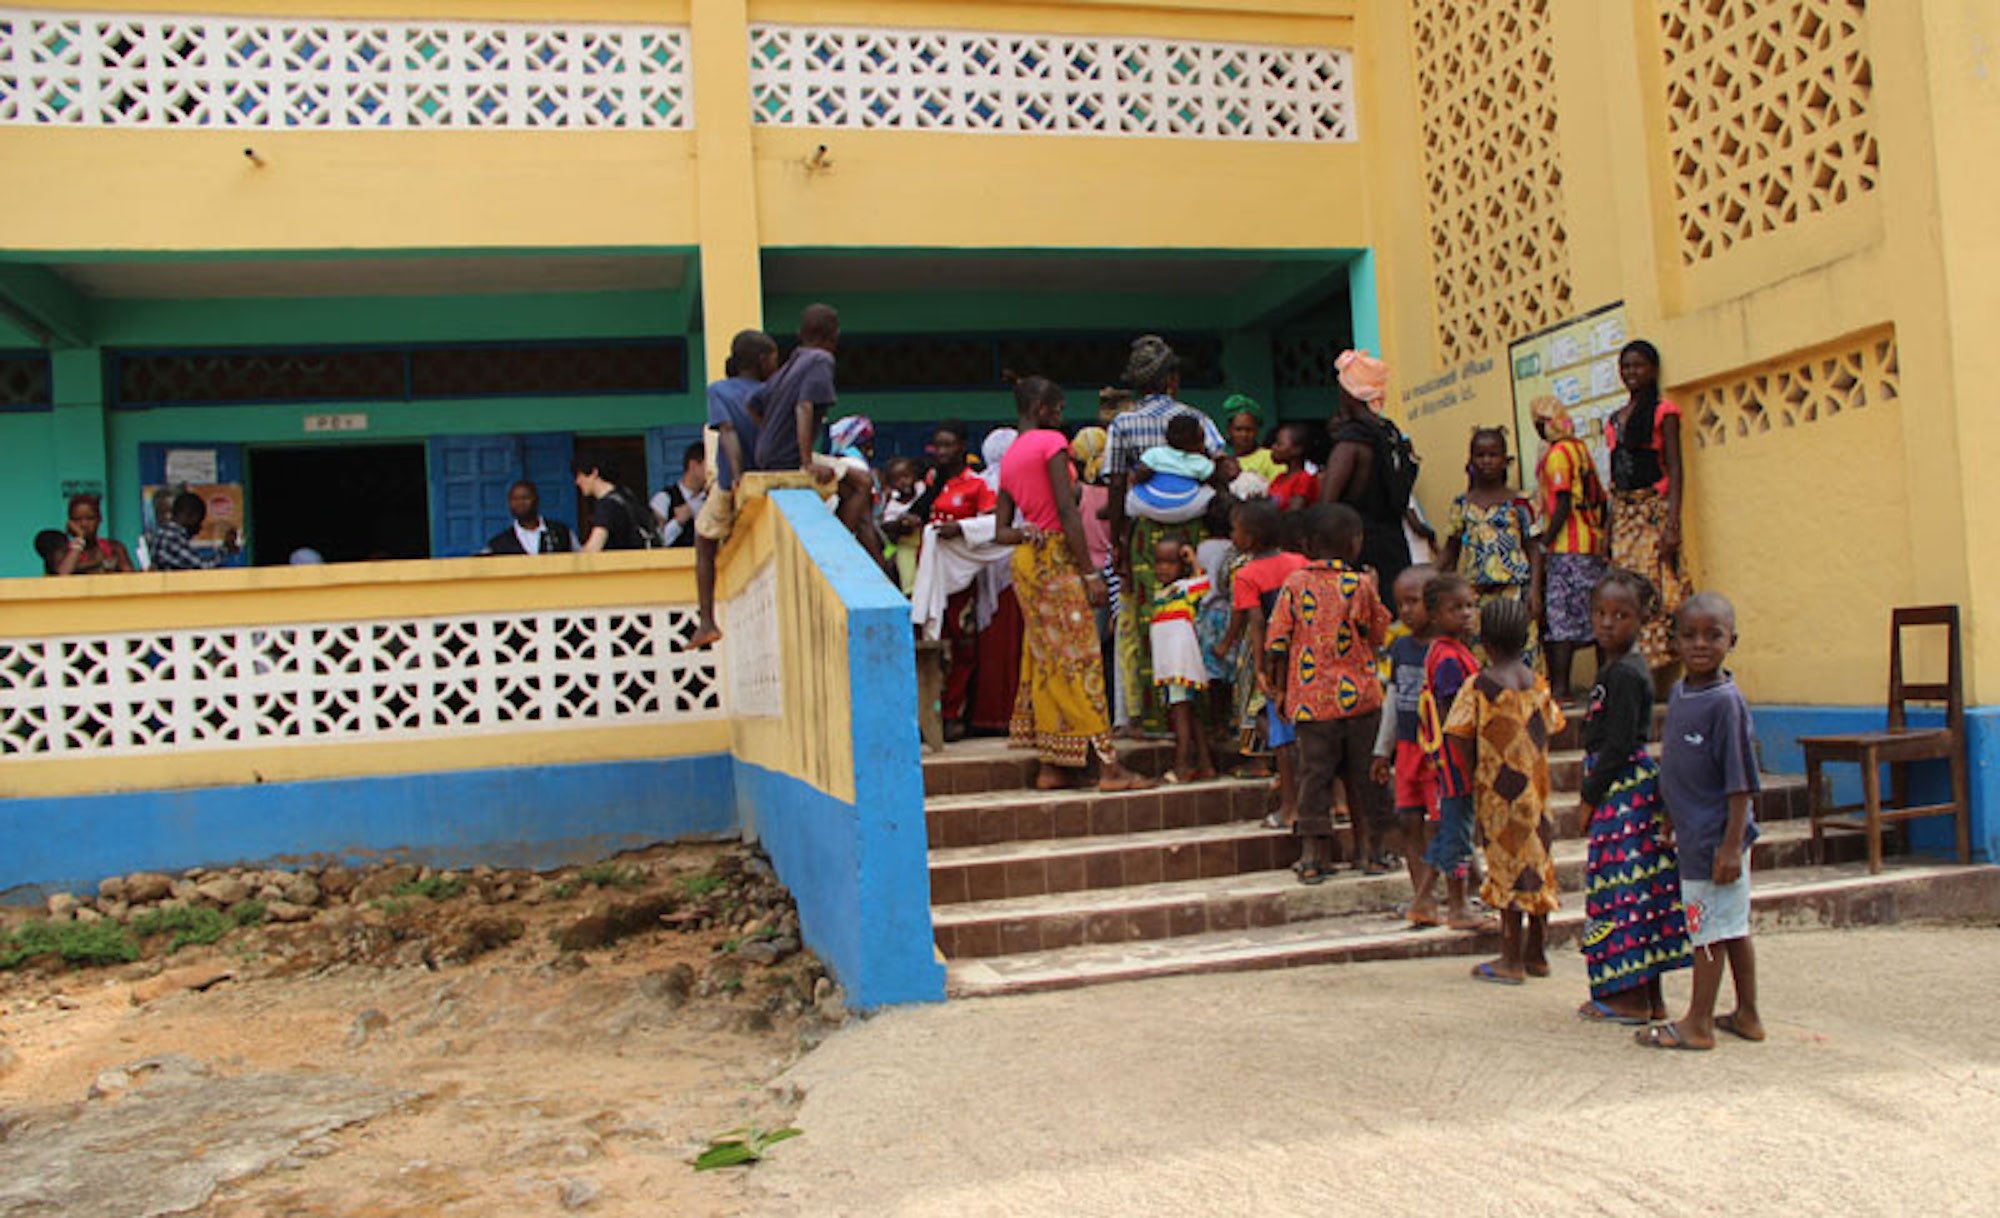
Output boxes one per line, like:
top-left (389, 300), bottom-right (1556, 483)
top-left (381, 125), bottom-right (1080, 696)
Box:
top-left (481, 480), bottom-right (577, 555)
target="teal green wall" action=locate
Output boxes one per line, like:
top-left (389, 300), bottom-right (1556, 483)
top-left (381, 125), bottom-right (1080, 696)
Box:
top-left (0, 411), bottom-right (56, 578)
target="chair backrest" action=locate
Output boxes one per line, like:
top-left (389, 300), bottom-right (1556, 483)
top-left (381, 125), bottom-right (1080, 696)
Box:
top-left (1888, 605), bottom-right (1962, 733)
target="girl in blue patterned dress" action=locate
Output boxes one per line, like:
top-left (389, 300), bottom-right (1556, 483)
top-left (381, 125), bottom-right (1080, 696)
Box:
top-left (1438, 427), bottom-right (1543, 673)
top-left (1577, 569), bottom-right (1691, 1024)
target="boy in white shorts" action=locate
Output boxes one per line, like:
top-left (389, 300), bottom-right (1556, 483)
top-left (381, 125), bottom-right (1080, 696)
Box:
top-left (1639, 592), bottom-right (1766, 1051)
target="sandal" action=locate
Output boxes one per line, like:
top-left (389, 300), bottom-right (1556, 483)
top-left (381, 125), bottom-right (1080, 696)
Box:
top-left (1635, 1023), bottom-right (1710, 1051)
top-left (1260, 812), bottom-right (1284, 830)
top-left (1577, 1000), bottom-right (1646, 1026)
top-left (1361, 856), bottom-right (1393, 877)
top-left (1470, 961), bottom-right (1524, 986)
top-left (1295, 862), bottom-right (1330, 886)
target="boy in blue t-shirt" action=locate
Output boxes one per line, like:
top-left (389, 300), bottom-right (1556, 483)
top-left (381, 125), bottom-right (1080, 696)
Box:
top-left (689, 329), bottom-right (778, 650)
top-left (1641, 592), bottom-right (1766, 1051)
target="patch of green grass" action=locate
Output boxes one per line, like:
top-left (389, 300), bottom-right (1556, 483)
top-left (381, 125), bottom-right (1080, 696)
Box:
top-left (676, 873), bottom-right (724, 899)
top-left (576, 864), bottom-right (645, 891)
top-left (130, 904), bottom-right (231, 953)
top-left (548, 881), bottom-right (578, 900)
top-left (0, 919), bottom-right (140, 970)
top-left (230, 900), bottom-right (269, 927)
top-left (371, 897), bottom-right (415, 917)
top-left (389, 875), bottom-right (464, 902)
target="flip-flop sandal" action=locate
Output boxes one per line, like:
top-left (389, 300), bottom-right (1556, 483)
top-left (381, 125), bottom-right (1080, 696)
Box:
top-left (1577, 1000), bottom-right (1646, 1026)
top-left (1260, 812), bottom-right (1285, 830)
top-left (1716, 1013), bottom-right (1766, 1042)
top-left (1524, 961), bottom-right (1552, 979)
top-left (1295, 863), bottom-right (1329, 886)
top-left (1447, 916), bottom-right (1501, 934)
top-left (1407, 910), bottom-right (1446, 928)
top-left (1470, 962), bottom-right (1524, 986)
top-left (1635, 1023), bottom-right (1710, 1051)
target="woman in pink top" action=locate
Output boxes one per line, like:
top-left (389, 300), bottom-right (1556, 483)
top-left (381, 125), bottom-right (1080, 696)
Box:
top-left (991, 378), bottom-right (1152, 792)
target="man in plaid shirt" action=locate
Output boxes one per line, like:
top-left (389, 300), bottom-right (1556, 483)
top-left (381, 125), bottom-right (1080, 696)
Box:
top-left (1104, 335), bottom-right (1236, 733)
top-left (151, 491), bottom-right (239, 571)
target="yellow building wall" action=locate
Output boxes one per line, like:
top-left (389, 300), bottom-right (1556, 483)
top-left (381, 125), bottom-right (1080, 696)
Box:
top-left (1361, 0), bottom-right (1980, 706)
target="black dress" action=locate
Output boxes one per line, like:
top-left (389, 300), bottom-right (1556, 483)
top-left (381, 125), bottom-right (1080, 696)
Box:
top-left (1331, 415), bottom-right (1412, 589)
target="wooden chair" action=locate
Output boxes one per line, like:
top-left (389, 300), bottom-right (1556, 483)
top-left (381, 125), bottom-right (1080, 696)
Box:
top-left (1803, 605), bottom-right (1970, 874)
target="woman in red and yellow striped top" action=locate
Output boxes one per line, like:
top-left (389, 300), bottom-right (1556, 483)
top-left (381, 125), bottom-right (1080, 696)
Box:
top-left (1531, 396), bottom-right (1609, 700)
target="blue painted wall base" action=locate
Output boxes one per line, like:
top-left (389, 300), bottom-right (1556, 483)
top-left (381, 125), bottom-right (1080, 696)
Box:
top-left (1, 754), bottom-right (737, 904)
top-left (732, 491), bottom-right (945, 1010)
top-left (1753, 704), bottom-right (1999, 862)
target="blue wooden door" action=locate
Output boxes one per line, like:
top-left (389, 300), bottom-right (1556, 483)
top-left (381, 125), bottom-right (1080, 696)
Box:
top-left (519, 431), bottom-right (576, 536)
top-left (645, 425), bottom-right (707, 501)
top-left (427, 435), bottom-right (520, 558)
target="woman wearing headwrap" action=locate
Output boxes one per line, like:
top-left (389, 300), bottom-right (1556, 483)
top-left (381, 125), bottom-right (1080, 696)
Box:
top-left (1531, 395), bottom-right (1609, 699)
top-left (1222, 393), bottom-right (1283, 484)
top-left (1319, 349), bottom-right (1414, 589)
top-left (970, 424), bottom-right (1025, 734)
top-left (1606, 340), bottom-right (1692, 679)
top-left (828, 414), bottom-right (874, 463)
top-left (1106, 335), bottom-right (1233, 734)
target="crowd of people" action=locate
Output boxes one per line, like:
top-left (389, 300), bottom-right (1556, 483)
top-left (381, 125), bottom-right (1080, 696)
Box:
top-left (716, 313), bottom-right (1747, 1051)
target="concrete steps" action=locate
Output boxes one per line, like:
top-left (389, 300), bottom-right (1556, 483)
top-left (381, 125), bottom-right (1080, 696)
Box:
top-left (946, 862), bottom-right (2000, 997)
top-left (920, 708), bottom-right (1993, 997)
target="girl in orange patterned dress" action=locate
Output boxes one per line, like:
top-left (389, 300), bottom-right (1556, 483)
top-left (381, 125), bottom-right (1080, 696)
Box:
top-left (1446, 596), bottom-right (1567, 985)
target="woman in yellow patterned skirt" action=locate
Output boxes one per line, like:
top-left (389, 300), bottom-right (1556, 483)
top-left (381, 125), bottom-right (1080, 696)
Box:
top-left (1606, 340), bottom-right (1692, 678)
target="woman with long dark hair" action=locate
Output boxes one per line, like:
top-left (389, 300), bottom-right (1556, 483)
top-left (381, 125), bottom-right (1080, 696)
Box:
top-left (1606, 340), bottom-right (1691, 676)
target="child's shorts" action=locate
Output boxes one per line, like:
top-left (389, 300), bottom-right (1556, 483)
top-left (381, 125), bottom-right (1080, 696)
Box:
top-left (1266, 700), bottom-right (1297, 749)
top-left (1392, 739), bottom-right (1440, 821)
top-left (1421, 792), bottom-right (1474, 878)
top-left (1681, 851), bottom-right (1752, 947)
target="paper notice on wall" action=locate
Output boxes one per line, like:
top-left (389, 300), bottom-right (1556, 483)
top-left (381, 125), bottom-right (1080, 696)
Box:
top-left (163, 448), bottom-right (218, 486)
top-left (1508, 301), bottom-right (1630, 494)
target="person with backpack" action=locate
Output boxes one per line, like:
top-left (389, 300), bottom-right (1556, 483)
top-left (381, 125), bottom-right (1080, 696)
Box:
top-left (572, 459), bottom-right (653, 552)
top-left (1531, 395), bottom-right (1609, 700)
top-left (1319, 349), bottom-right (1416, 593)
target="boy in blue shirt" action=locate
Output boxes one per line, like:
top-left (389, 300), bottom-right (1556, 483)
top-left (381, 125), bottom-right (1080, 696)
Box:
top-left (689, 329), bottom-right (778, 649)
top-left (1640, 592), bottom-right (1765, 1051)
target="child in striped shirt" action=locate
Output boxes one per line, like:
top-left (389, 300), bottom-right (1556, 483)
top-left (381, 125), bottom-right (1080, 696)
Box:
top-left (1150, 540), bottom-right (1216, 782)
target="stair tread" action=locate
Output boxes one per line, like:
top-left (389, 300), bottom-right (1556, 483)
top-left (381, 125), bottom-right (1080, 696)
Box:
top-left (929, 819), bottom-right (1287, 868)
top-left (932, 819), bottom-right (1822, 926)
top-left (947, 861), bottom-right (1989, 995)
top-left (924, 773), bottom-right (1263, 811)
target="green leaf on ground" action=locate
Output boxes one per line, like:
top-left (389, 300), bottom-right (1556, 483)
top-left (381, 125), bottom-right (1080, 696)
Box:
top-left (692, 1126), bottom-right (802, 1171)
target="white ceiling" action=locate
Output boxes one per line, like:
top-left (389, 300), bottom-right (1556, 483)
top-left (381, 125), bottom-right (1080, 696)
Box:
top-left (48, 252), bottom-right (691, 300)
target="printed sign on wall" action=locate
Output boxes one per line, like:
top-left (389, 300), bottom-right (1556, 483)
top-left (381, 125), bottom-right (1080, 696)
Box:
top-left (1508, 301), bottom-right (1628, 491)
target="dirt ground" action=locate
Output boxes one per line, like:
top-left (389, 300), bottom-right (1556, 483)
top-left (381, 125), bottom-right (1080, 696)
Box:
top-left (0, 843), bottom-right (832, 1218)
top-left (753, 923), bottom-right (2000, 1218)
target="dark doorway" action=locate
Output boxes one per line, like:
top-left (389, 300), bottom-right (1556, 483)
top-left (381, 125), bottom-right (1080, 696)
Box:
top-left (249, 444), bottom-right (430, 564)
top-left (569, 434), bottom-right (646, 541)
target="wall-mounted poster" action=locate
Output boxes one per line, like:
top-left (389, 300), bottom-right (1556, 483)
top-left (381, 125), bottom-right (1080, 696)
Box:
top-left (1508, 301), bottom-right (1629, 493)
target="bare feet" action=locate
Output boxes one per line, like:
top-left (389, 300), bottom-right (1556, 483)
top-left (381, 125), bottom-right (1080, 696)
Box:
top-left (1097, 762), bottom-right (1156, 792)
top-left (688, 623), bottom-right (723, 650)
top-left (1445, 912), bottom-right (1498, 933)
top-left (1523, 958), bottom-right (1552, 978)
top-left (1407, 900), bottom-right (1444, 928)
top-left (1716, 1011), bottom-right (1767, 1042)
top-left (1034, 765), bottom-right (1075, 791)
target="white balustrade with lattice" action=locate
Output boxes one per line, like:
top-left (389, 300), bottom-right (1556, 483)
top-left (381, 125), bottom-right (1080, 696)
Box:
top-left (0, 7), bottom-right (690, 128)
top-left (0, 606), bottom-right (721, 758)
top-left (748, 24), bottom-right (1353, 143)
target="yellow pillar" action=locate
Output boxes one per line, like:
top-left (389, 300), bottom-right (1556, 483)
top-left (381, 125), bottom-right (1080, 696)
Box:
top-left (689, 0), bottom-right (763, 378)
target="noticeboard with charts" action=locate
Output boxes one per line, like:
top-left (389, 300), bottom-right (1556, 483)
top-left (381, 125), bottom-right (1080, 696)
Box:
top-left (1507, 302), bottom-right (1628, 493)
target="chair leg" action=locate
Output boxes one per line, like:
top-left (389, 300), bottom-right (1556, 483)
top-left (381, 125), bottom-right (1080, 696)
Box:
top-left (1889, 761), bottom-right (1911, 857)
top-left (1806, 755), bottom-right (1825, 865)
top-left (1861, 752), bottom-right (1884, 875)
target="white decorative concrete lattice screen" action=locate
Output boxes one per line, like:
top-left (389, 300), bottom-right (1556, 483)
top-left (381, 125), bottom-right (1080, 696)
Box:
top-left (0, 7), bottom-right (690, 128)
top-left (0, 607), bottom-right (721, 759)
top-left (748, 24), bottom-right (1354, 142)
top-left (723, 561), bottom-right (782, 719)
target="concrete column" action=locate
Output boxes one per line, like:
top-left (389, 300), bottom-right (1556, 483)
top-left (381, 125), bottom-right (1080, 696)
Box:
top-left (689, 0), bottom-right (764, 377)
top-left (49, 347), bottom-right (109, 520)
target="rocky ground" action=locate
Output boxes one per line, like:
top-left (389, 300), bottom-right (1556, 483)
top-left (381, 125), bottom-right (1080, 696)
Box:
top-left (0, 843), bottom-right (837, 1217)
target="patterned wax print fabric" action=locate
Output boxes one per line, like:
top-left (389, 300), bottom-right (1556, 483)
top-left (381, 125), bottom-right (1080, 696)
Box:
top-left (1610, 486), bottom-right (1693, 672)
top-left (1447, 495), bottom-right (1535, 588)
top-left (1544, 552), bottom-right (1607, 645)
top-left (1117, 515), bottom-right (1204, 734)
top-left (1264, 560), bottom-right (1391, 724)
top-left (1582, 750), bottom-right (1693, 999)
top-left (1536, 436), bottom-right (1607, 556)
top-left (1009, 535), bottom-right (1116, 769)
top-left (1148, 572), bottom-right (1212, 694)
top-left (1444, 674), bottom-right (1568, 916)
